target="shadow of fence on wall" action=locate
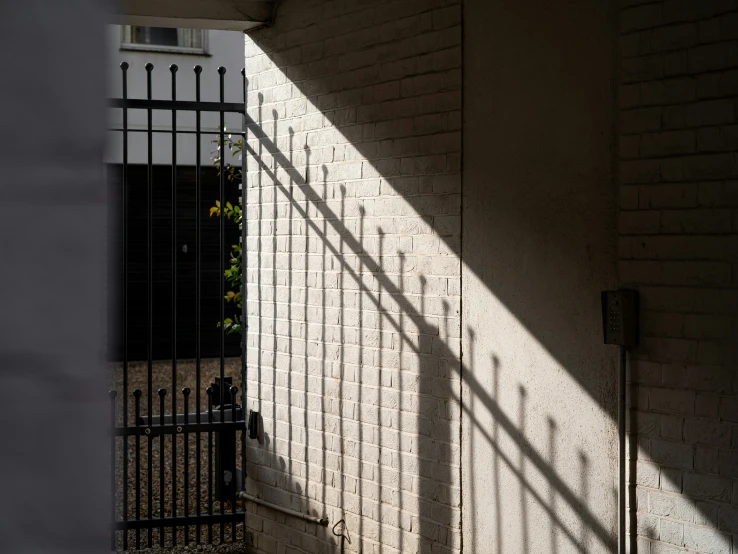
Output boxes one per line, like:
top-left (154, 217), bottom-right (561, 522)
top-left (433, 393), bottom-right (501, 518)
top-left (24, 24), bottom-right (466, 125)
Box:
top-left (239, 106), bottom-right (617, 554)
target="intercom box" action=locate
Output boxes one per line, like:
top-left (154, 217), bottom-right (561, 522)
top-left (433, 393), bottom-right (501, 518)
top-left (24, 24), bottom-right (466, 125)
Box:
top-left (601, 290), bottom-right (639, 347)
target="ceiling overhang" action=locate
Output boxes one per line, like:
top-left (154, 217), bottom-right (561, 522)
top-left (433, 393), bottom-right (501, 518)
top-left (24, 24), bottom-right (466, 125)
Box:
top-left (113, 0), bottom-right (275, 32)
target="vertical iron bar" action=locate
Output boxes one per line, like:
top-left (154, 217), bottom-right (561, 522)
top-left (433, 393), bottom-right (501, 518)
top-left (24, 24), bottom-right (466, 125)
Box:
top-left (230, 386), bottom-right (238, 541)
top-left (134, 389), bottom-right (142, 549)
top-left (120, 61), bottom-right (130, 552)
top-left (158, 388), bottom-right (167, 546)
top-left (183, 387), bottom-right (191, 545)
top-left (240, 67), bottom-right (248, 503)
top-left (194, 64), bottom-right (203, 546)
top-left (145, 62), bottom-right (154, 548)
top-left (217, 66), bottom-right (226, 545)
top-left (170, 63), bottom-right (179, 547)
top-left (206, 386), bottom-right (214, 544)
top-left (619, 346), bottom-right (627, 554)
top-left (145, 62), bottom-right (154, 426)
top-left (109, 390), bottom-right (117, 551)
top-left (217, 68), bottom-right (226, 421)
top-left (147, 430), bottom-right (153, 548)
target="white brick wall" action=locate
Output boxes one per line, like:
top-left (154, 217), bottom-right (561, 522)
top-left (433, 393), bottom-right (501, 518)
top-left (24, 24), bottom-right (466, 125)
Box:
top-left (242, 1), bottom-right (462, 552)
top-left (619, 0), bottom-right (738, 552)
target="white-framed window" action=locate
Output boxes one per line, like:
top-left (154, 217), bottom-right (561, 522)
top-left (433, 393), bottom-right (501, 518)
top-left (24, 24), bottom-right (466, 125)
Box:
top-left (120, 26), bottom-right (208, 55)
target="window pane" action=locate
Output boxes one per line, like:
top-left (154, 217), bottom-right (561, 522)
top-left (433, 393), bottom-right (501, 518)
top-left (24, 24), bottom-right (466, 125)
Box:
top-left (177, 28), bottom-right (203, 49)
top-left (129, 26), bottom-right (181, 47)
top-left (130, 26), bottom-right (147, 44)
top-left (147, 27), bottom-right (178, 46)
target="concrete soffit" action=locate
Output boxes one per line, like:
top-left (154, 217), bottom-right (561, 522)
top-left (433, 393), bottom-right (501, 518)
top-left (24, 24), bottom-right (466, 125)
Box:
top-left (114, 0), bottom-right (276, 32)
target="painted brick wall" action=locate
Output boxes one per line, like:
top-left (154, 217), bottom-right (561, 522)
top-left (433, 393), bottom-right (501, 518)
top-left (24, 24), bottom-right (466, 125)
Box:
top-left (241, 1), bottom-right (462, 553)
top-left (618, 0), bottom-right (738, 552)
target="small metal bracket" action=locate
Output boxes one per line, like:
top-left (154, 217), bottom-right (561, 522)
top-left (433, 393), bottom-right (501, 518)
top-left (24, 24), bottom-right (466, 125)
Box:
top-left (332, 519), bottom-right (351, 544)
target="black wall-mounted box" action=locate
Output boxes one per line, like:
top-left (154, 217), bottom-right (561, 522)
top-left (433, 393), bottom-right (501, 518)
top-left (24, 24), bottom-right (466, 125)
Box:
top-left (601, 290), bottom-right (639, 347)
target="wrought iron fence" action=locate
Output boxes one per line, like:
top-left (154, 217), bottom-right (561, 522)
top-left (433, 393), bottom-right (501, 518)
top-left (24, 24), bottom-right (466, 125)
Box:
top-left (107, 61), bottom-right (248, 550)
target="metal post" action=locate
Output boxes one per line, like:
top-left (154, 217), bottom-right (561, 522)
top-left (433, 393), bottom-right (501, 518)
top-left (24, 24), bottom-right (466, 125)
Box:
top-left (183, 387), bottom-right (191, 545)
top-left (619, 346), bottom-right (626, 554)
top-left (169, 63), bottom-right (179, 545)
top-left (207, 386), bottom-right (214, 544)
top-left (194, 63), bottom-right (203, 546)
top-left (120, 60), bottom-right (130, 552)
top-left (240, 65), bottom-right (249, 522)
top-left (217, 65), bottom-right (227, 546)
top-left (158, 388), bottom-right (167, 546)
top-left (145, 62), bottom-right (154, 549)
top-left (214, 376), bottom-right (237, 503)
top-left (134, 389), bottom-right (142, 549)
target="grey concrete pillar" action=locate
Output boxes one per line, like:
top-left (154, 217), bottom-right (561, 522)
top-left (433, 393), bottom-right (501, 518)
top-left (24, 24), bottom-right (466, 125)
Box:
top-left (0, 1), bottom-right (111, 553)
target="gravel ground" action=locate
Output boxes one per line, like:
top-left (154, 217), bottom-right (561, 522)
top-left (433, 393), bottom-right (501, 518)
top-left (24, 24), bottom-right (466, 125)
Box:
top-left (121, 545), bottom-right (251, 554)
top-left (110, 359), bottom-right (248, 551)
top-left (120, 544), bottom-right (251, 554)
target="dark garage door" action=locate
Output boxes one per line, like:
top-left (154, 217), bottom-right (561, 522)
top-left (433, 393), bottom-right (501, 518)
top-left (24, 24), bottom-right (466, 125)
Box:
top-left (107, 164), bottom-right (241, 361)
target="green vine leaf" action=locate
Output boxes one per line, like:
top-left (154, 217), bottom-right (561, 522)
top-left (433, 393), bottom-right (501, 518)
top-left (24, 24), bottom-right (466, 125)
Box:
top-left (210, 131), bottom-right (244, 336)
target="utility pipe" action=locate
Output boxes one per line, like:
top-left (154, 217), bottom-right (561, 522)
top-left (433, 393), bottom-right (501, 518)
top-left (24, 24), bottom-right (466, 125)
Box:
top-left (618, 346), bottom-right (627, 554)
top-left (237, 492), bottom-right (329, 526)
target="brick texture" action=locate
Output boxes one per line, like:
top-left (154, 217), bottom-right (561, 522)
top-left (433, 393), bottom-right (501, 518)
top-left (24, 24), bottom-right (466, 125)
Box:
top-left (619, 0), bottom-right (738, 552)
top-left (242, 1), bottom-right (462, 553)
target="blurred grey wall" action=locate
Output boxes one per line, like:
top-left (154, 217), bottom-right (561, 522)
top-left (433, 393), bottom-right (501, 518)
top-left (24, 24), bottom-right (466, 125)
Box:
top-left (0, 1), bottom-right (111, 552)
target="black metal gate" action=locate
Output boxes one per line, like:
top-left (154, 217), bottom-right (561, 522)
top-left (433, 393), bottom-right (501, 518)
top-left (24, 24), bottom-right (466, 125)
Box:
top-left (108, 62), bottom-right (248, 550)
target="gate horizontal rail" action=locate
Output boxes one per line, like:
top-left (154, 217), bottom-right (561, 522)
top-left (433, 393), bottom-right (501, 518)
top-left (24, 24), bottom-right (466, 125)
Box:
top-left (109, 98), bottom-right (245, 113)
top-left (138, 408), bottom-right (244, 426)
top-left (108, 128), bottom-right (246, 135)
top-left (114, 513), bottom-right (245, 531)
top-left (114, 421), bottom-right (246, 437)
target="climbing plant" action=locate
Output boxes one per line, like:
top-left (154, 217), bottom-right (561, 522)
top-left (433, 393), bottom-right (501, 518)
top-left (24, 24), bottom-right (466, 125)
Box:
top-left (210, 129), bottom-right (244, 336)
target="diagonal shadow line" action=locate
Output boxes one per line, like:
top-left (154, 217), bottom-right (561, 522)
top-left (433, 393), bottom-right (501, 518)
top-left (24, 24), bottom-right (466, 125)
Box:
top-left (243, 136), bottom-right (612, 549)
top-left (246, 144), bottom-right (614, 550)
top-left (465, 399), bottom-right (589, 551)
top-left (243, 117), bottom-right (613, 548)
